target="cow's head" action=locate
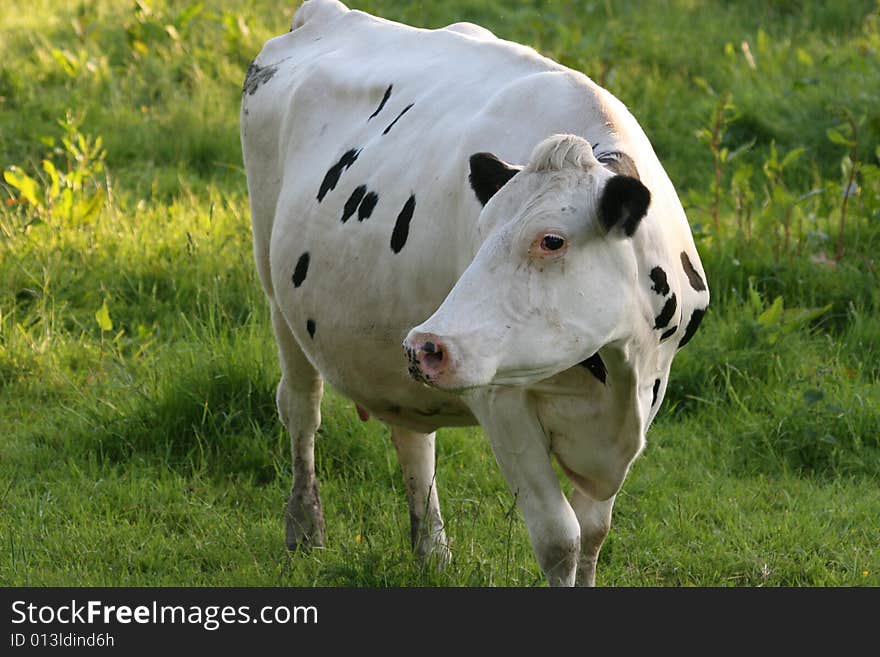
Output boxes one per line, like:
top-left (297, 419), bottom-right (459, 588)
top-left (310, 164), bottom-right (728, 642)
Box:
top-left (404, 134), bottom-right (650, 390)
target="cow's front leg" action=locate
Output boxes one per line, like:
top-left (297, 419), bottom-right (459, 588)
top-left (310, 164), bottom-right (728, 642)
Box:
top-left (390, 426), bottom-right (451, 566)
top-left (570, 490), bottom-right (615, 586)
top-left (469, 390), bottom-right (580, 587)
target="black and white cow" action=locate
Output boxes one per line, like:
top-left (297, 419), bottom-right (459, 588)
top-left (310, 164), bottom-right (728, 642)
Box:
top-left (241, 0), bottom-right (709, 586)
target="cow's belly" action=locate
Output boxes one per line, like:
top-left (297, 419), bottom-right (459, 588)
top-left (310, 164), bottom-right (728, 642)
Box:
top-left (269, 191), bottom-right (476, 433)
top-left (299, 319), bottom-right (475, 432)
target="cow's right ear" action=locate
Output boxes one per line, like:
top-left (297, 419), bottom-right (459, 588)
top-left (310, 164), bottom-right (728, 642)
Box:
top-left (469, 153), bottom-right (521, 206)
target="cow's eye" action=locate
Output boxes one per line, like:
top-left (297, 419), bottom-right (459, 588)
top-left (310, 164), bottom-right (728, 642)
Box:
top-left (540, 234), bottom-right (566, 252)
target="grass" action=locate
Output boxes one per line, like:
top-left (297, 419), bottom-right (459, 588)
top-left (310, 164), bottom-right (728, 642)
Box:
top-left (1, 0), bottom-right (878, 586)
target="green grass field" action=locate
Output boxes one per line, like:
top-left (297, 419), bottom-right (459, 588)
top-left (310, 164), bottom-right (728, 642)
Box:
top-left (1, 0), bottom-right (878, 586)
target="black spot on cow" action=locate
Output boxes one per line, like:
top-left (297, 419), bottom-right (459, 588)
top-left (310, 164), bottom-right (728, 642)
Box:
top-left (659, 325), bottom-right (678, 342)
top-left (649, 266), bottom-right (670, 296)
top-left (391, 194), bottom-right (416, 253)
top-left (678, 307), bottom-right (706, 349)
top-left (599, 175), bottom-right (651, 237)
top-left (680, 251), bottom-right (707, 292)
top-left (597, 151), bottom-right (640, 180)
top-left (317, 149), bottom-right (360, 202)
top-left (368, 84), bottom-right (393, 120)
top-left (651, 378), bottom-right (661, 407)
top-left (243, 61), bottom-right (278, 95)
top-left (292, 252), bottom-right (310, 288)
top-left (383, 103), bottom-right (414, 135)
top-left (358, 191), bottom-right (379, 221)
top-left (579, 353), bottom-right (607, 384)
top-left (654, 293), bottom-right (677, 330)
top-left (468, 152), bottom-right (521, 206)
top-left (342, 185), bottom-right (367, 223)
top-left (306, 319), bottom-right (316, 339)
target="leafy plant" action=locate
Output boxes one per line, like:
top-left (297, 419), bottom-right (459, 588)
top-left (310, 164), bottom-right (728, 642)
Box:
top-left (760, 140), bottom-right (807, 260)
top-left (731, 163), bottom-right (755, 242)
top-left (688, 86), bottom-right (753, 241)
top-left (2, 111), bottom-right (106, 228)
top-left (694, 87), bottom-right (735, 233)
top-left (826, 111), bottom-right (864, 263)
top-left (742, 278), bottom-right (831, 346)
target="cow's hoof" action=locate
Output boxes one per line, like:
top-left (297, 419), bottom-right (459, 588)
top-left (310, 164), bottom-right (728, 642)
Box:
top-left (285, 482), bottom-right (325, 552)
top-left (416, 531), bottom-right (452, 569)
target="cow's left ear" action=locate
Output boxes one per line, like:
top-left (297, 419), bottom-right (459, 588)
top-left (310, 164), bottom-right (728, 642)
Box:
top-left (599, 174), bottom-right (651, 237)
top-left (469, 152), bottom-right (521, 206)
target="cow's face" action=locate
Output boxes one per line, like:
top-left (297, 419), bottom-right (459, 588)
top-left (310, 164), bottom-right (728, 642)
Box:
top-left (404, 134), bottom-right (650, 390)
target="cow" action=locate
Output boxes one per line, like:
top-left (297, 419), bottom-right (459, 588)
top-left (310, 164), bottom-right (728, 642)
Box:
top-left (240, 0), bottom-right (709, 586)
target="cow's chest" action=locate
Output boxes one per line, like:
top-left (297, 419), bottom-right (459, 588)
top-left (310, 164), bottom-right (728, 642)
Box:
top-left (531, 367), bottom-right (644, 497)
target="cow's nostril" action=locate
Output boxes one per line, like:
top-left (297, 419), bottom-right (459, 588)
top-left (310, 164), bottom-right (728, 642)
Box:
top-left (422, 344), bottom-right (444, 369)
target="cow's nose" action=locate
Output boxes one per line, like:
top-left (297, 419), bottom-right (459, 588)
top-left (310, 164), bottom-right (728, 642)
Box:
top-left (404, 333), bottom-right (451, 382)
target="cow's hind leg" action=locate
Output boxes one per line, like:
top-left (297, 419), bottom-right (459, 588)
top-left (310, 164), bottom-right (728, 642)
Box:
top-left (390, 426), bottom-right (451, 566)
top-left (271, 304), bottom-right (325, 551)
top-left (570, 490), bottom-right (615, 586)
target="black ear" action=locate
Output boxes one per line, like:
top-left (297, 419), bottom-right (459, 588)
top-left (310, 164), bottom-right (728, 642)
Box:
top-left (468, 152), bottom-right (521, 206)
top-left (599, 175), bottom-right (651, 237)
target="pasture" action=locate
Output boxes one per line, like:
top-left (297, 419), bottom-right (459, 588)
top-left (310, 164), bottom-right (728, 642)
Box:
top-left (1, 0), bottom-right (878, 586)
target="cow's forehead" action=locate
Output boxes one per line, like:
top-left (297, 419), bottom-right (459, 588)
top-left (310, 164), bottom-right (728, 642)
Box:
top-left (494, 166), bottom-right (608, 227)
